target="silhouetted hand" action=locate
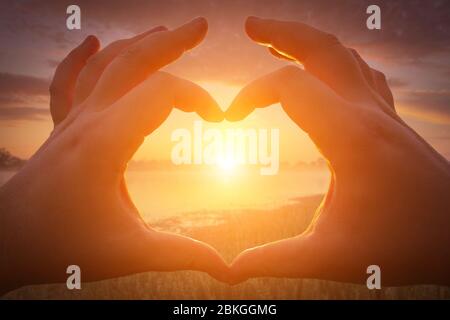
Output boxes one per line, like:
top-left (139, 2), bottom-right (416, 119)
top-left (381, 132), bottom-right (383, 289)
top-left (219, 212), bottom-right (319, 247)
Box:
top-left (227, 17), bottom-right (450, 286)
top-left (0, 18), bottom-right (227, 295)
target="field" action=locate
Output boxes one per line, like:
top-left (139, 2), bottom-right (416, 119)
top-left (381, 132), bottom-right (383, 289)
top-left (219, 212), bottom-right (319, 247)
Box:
top-left (4, 195), bottom-right (450, 299)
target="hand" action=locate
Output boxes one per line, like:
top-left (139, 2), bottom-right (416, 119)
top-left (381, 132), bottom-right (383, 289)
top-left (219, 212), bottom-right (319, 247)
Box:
top-left (0, 18), bottom-right (228, 295)
top-left (227, 17), bottom-right (450, 286)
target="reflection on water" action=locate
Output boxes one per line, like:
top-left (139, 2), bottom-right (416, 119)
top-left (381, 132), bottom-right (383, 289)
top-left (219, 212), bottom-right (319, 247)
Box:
top-left (0, 169), bottom-right (330, 220)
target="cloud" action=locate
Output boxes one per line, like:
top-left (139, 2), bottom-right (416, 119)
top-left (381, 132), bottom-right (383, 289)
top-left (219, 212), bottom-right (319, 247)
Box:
top-left (0, 72), bottom-right (49, 96)
top-left (0, 72), bottom-right (49, 121)
top-left (0, 106), bottom-right (48, 121)
top-left (396, 89), bottom-right (450, 124)
top-left (3, 0), bottom-right (447, 82)
top-left (388, 78), bottom-right (408, 89)
top-left (0, 0), bottom-right (449, 125)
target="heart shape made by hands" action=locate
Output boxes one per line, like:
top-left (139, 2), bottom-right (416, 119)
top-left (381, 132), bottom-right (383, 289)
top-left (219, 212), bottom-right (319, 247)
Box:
top-left (3, 16), bottom-right (447, 296)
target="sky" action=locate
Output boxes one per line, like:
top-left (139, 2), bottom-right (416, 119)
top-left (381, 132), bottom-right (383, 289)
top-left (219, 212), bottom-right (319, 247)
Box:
top-left (0, 0), bottom-right (449, 163)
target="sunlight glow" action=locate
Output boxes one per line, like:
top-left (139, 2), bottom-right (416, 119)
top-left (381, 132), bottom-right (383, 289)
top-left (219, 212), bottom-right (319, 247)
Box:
top-left (217, 156), bottom-right (237, 173)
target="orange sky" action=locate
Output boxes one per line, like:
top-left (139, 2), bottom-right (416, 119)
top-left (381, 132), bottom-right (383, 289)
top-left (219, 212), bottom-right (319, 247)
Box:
top-left (0, 0), bottom-right (449, 163)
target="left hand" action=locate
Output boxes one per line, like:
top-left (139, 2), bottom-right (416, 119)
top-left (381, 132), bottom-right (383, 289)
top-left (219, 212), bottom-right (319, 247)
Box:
top-left (0, 18), bottom-right (228, 295)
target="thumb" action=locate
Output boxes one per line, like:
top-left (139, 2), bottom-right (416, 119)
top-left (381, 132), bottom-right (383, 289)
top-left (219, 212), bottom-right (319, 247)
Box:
top-left (100, 72), bottom-right (223, 166)
top-left (50, 35), bottom-right (100, 126)
top-left (230, 235), bottom-right (318, 284)
top-left (142, 231), bottom-right (230, 283)
top-left (225, 66), bottom-right (362, 161)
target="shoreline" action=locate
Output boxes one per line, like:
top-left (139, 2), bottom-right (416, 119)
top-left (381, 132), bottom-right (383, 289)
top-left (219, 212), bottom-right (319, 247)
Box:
top-left (150, 194), bottom-right (325, 234)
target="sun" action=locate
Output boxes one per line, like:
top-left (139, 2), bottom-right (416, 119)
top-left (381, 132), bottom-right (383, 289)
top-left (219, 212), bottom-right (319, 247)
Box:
top-left (217, 157), bottom-right (236, 173)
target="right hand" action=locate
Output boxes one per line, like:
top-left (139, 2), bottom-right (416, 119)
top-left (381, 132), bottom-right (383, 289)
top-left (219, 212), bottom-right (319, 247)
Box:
top-left (227, 17), bottom-right (450, 286)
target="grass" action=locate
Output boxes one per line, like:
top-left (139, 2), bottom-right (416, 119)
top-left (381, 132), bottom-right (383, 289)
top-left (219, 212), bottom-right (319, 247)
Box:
top-left (4, 195), bottom-right (450, 299)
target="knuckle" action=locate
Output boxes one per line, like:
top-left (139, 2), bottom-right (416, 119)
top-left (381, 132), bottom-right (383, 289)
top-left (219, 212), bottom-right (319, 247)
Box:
top-left (70, 115), bottom-right (106, 159)
top-left (101, 39), bottom-right (131, 57)
top-left (321, 32), bottom-right (341, 48)
top-left (117, 44), bottom-right (141, 60)
top-left (107, 39), bottom-right (128, 50)
top-left (348, 47), bottom-right (360, 58)
top-left (115, 45), bottom-right (143, 70)
top-left (375, 71), bottom-right (387, 82)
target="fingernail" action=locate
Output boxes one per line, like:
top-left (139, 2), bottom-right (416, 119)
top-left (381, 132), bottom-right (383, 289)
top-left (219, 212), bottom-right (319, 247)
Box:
top-left (152, 25), bottom-right (168, 32)
top-left (190, 16), bottom-right (207, 26)
top-left (245, 16), bottom-right (262, 32)
top-left (82, 35), bottom-right (97, 48)
top-left (246, 16), bottom-right (261, 24)
top-left (84, 35), bottom-right (96, 44)
top-left (83, 35), bottom-right (100, 53)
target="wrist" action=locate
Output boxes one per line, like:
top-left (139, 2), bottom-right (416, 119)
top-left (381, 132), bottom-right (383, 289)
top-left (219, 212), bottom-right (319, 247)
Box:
top-left (0, 176), bottom-right (28, 296)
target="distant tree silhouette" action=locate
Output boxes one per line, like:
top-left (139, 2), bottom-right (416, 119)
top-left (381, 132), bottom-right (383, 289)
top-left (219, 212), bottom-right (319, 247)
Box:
top-left (0, 148), bottom-right (25, 170)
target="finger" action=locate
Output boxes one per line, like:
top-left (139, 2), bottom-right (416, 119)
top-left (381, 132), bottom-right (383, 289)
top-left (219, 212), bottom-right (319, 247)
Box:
top-left (226, 66), bottom-right (345, 134)
top-left (50, 27), bottom-right (167, 139)
top-left (245, 16), bottom-right (371, 102)
top-left (113, 72), bottom-right (223, 126)
top-left (172, 76), bottom-right (224, 121)
top-left (268, 47), bottom-right (296, 62)
top-left (225, 68), bottom-right (282, 122)
top-left (225, 66), bottom-right (369, 162)
top-left (230, 236), bottom-right (317, 283)
top-left (49, 35), bottom-right (99, 126)
top-left (144, 231), bottom-right (230, 283)
top-left (88, 17), bottom-right (208, 109)
top-left (102, 72), bottom-right (222, 161)
top-left (73, 26), bottom-right (167, 106)
top-left (349, 48), bottom-right (376, 88)
top-left (349, 49), bottom-right (397, 116)
top-left (371, 68), bottom-right (395, 110)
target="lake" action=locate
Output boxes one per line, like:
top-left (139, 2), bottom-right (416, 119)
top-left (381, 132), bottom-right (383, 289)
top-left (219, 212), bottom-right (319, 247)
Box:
top-left (0, 169), bottom-right (330, 220)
